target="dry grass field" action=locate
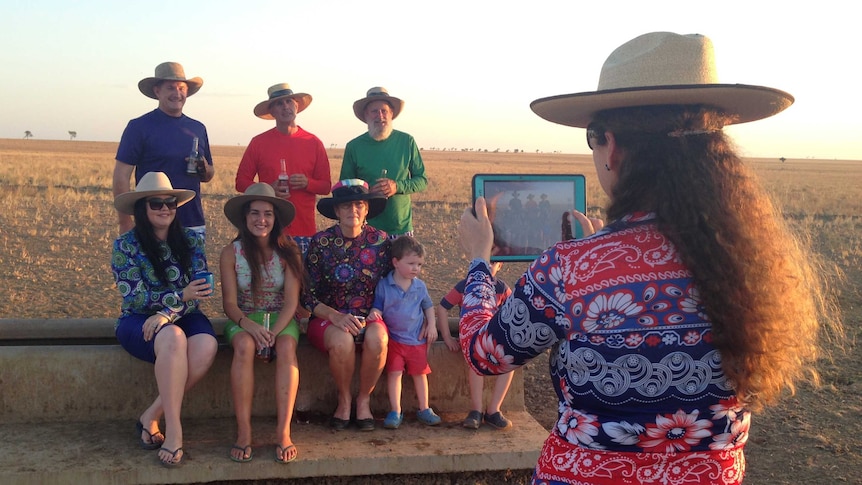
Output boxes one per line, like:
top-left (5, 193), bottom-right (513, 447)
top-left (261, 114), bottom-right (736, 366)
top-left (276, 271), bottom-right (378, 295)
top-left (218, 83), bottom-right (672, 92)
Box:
top-left (1, 138), bottom-right (860, 484)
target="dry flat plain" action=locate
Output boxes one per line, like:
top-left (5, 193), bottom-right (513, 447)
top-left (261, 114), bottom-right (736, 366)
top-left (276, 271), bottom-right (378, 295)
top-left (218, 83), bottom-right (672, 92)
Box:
top-left (0, 138), bottom-right (860, 485)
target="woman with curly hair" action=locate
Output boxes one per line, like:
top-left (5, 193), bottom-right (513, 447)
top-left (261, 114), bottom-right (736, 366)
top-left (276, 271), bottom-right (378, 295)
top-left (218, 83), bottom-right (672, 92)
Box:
top-left (458, 32), bottom-right (838, 484)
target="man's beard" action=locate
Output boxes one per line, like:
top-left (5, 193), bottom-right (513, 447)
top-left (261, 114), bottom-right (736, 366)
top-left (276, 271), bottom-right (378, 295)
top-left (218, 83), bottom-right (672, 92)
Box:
top-left (368, 122), bottom-right (393, 141)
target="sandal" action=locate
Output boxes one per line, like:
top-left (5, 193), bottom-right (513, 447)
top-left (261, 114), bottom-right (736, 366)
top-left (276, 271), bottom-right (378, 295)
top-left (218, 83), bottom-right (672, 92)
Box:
top-left (276, 444), bottom-right (297, 463)
top-left (383, 411), bottom-right (403, 429)
top-left (230, 444), bottom-right (253, 463)
top-left (159, 447), bottom-right (185, 468)
top-left (417, 408), bottom-right (442, 426)
top-left (135, 420), bottom-right (164, 450)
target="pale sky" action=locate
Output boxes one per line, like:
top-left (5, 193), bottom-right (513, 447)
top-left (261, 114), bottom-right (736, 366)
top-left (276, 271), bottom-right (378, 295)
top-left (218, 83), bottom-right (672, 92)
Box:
top-left (2, 0), bottom-right (858, 160)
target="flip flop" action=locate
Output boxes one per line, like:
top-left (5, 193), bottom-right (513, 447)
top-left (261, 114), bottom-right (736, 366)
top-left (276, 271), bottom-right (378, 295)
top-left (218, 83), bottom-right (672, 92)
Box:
top-left (135, 420), bottom-right (164, 450)
top-left (276, 444), bottom-right (297, 463)
top-left (158, 447), bottom-right (185, 468)
top-left (230, 444), bottom-right (253, 463)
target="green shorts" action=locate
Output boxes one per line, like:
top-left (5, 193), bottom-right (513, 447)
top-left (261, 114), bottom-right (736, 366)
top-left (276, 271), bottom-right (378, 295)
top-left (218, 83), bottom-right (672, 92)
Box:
top-left (223, 311), bottom-right (300, 345)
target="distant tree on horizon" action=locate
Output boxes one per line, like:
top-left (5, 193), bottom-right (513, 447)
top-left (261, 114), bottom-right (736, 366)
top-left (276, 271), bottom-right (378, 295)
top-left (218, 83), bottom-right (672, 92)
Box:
top-left (69, 131), bottom-right (77, 141)
top-left (24, 131), bottom-right (33, 139)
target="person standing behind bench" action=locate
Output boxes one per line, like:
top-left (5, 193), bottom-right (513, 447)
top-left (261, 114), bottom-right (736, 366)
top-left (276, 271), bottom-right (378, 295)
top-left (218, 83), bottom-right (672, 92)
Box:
top-left (113, 62), bottom-right (215, 238)
top-left (220, 183), bottom-right (305, 464)
top-left (112, 171), bottom-right (217, 468)
top-left (340, 87), bottom-right (427, 238)
top-left (235, 83), bottom-right (332, 256)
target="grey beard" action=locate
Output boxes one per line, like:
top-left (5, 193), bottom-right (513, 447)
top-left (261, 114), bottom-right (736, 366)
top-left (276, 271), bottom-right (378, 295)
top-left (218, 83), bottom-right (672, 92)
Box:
top-left (369, 124), bottom-right (393, 141)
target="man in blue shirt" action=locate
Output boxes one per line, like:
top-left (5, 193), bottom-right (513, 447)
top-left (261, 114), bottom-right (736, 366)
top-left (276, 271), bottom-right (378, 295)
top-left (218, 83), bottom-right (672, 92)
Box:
top-left (113, 62), bottom-right (215, 237)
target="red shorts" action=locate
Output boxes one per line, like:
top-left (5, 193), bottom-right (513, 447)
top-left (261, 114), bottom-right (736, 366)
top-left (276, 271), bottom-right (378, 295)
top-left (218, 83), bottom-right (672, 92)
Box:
top-left (306, 316), bottom-right (389, 352)
top-left (386, 340), bottom-right (430, 376)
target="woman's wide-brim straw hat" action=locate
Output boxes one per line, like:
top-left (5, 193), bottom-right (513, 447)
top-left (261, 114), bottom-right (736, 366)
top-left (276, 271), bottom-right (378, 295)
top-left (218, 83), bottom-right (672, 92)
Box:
top-left (114, 171), bottom-right (195, 215)
top-left (316, 179), bottom-right (387, 220)
top-left (530, 32), bottom-right (794, 128)
top-left (138, 62), bottom-right (203, 99)
top-left (352, 86), bottom-right (404, 122)
top-left (253, 83), bottom-right (313, 120)
top-left (224, 183), bottom-right (296, 229)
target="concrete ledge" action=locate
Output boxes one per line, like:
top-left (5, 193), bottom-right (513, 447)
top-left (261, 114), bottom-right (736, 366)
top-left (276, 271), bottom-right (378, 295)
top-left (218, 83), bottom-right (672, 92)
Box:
top-left (0, 319), bottom-right (548, 483)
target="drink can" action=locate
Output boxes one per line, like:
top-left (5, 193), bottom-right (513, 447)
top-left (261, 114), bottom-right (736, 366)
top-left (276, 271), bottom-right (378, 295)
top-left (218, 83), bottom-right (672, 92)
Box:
top-left (354, 316), bottom-right (366, 344)
top-left (193, 271), bottom-right (214, 297)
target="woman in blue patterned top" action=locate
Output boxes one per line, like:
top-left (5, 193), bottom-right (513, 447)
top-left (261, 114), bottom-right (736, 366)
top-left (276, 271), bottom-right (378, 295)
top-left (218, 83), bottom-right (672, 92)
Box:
top-left (112, 171), bottom-right (217, 468)
top-left (304, 179), bottom-right (392, 431)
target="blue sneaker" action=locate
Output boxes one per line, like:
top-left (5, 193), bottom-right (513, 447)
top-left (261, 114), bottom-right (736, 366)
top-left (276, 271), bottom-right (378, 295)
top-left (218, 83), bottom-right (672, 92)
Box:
top-left (383, 411), bottom-right (403, 429)
top-left (417, 408), bottom-right (441, 426)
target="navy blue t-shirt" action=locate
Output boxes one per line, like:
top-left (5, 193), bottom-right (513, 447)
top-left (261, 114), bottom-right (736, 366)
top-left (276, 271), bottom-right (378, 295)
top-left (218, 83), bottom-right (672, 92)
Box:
top-left (116, 109), bottom-right (212, 228)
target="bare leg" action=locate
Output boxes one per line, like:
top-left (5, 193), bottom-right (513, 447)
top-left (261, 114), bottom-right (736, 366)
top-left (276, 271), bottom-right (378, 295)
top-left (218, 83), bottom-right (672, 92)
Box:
top-left (413, 374), bottom-right (430, 411)
top-left (229, 332), bottom-right (256, 461)
top-left (152, 326), bottom-right (189, 464)
top-left (139, 331), bottom-right (216, 446)
top-left (324, 325), bottom-right (356, 420)
top-left (275, 333), bottom-right (299, 462)
top-left (387, 371), bottom-right (403, 414)
top-left (487, 371), bottom-right (514, 415)
top-left (356, 322), bottom-right (387, 420)
top-left (467, 367), bottom-right (485, 413)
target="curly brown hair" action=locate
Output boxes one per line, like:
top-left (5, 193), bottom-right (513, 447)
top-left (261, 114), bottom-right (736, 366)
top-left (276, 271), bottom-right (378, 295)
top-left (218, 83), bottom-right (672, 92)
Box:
top-left (594, 104), bottom-right (838, 410)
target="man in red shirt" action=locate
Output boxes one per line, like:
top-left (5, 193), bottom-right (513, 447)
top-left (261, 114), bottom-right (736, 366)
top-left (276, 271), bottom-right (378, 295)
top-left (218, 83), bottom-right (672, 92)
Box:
top-left (235, 83), bottom-right (331, 255)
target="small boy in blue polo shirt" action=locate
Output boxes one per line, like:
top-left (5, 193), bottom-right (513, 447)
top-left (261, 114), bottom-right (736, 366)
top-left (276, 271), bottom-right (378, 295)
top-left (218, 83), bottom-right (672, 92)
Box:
top-left (368, 235), bottom-right (440, 429)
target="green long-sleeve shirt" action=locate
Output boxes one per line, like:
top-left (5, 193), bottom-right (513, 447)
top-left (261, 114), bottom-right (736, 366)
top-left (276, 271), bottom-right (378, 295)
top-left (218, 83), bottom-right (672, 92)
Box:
top-left (340, 130), bottom-right (427, 235)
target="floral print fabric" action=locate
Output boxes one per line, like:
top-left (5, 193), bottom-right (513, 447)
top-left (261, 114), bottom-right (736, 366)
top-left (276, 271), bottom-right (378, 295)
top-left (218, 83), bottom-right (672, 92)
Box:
top-left (112, 228), bottom-right (207, 322)
top-left (304, 224), bottom-right (392, 315)
top-left (459, 213), bottom-right (747, 484)
top-left (233, 240), bottom-right (285, 313)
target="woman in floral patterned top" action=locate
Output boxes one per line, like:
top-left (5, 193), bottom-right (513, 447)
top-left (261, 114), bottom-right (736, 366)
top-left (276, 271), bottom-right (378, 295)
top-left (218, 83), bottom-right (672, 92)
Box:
top-left (304, 179), bottom-right (392, 431)
top-left (220, 183), bottom-right (305, 463)
top-left (458, 33), bottom-right (835, 484)
top-left (112, 172), bottom-right (217, 468)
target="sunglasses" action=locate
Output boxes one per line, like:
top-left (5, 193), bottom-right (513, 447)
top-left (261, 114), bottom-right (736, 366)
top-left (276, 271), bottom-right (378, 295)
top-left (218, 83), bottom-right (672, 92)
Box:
top-left (586, 123), bottom-right (606, 150)
top-left (147, 196), bottom-right (178, 211)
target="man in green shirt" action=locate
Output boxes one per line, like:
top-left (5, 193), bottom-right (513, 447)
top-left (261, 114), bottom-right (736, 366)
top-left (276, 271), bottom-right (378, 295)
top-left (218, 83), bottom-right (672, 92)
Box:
top-left (340, 87), bottom-right (428, 238)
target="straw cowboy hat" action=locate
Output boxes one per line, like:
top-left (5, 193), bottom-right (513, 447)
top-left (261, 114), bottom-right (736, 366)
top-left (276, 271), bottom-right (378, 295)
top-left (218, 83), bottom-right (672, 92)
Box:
top-left (253, 83), bottom-right (313, 120)
top-left (352, 87), bottom-right (404, 121)
top-left (138, 62), bottom-right (203, 99)
top-left (316, 179), bottom-right (387, 220)
top-left (530, 32), bottom-right (794, 128)
top-left (224, 183), bottom-right (296, 229)
top-left (114, 172), bottom-right (195, 215)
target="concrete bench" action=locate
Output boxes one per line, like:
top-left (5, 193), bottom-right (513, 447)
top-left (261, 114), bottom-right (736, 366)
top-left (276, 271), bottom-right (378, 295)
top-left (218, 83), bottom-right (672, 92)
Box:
top-left (0, 318), bottom-right (547, 484)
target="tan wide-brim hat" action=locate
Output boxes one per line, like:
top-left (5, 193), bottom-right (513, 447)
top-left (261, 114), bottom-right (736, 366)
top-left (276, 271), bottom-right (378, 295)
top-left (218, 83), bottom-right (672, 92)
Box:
top-left (316, 179), bottom-right (387, 220)
top-left (352, 86), bottom-right (404, 122)
top-left (253, 83), bottom-right (313, 120)
top-left (224, 183), bottom-right (296, 229)
top-left (530, 32), bottom-right (794, 128)
top-left (114, 171), bottom-right (195, 215)
top-left (138, 62), bottom-right (203, 99)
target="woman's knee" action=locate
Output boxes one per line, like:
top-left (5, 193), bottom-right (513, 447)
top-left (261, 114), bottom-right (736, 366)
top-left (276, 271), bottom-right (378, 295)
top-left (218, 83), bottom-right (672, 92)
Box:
top-left (231, 332), bottom-right (256, 360)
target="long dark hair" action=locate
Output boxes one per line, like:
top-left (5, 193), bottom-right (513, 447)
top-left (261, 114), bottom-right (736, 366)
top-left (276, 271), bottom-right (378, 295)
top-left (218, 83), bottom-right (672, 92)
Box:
top-left (132, 198), bottom-right (193, 286)
top-left (235, 200), bottom-right (307, 306)
top-left (594, 104), bottom-right (833, 410)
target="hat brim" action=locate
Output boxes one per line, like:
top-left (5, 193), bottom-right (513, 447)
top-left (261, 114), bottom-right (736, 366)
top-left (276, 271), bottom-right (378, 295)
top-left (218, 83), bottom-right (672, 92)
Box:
top-left (316, 194), bottom-right (387, 220)
top-left (530, 84), bottom-right (794, 128)
top-left (114, 189), bottom-right (196, 215)
top-left (353, 96), bottom-right (403, 122)
top-left (138, 77), bottom-right (204, 99)
top-left (254, 93), bottom-right (313, 119)
top-left (223, 194), bottom-right (296, 230)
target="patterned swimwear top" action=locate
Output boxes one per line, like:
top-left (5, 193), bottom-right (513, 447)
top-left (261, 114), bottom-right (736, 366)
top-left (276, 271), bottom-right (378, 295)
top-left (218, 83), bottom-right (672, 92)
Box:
top-left (459, 213), bottom-right (749, 454)
top-left (233, 240), bottom-right (285, 313)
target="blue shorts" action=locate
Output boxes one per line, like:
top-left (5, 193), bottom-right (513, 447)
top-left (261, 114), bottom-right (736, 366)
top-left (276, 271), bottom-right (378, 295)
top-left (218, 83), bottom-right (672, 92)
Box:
top-left (115, 312), bottom-right (215, 363)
